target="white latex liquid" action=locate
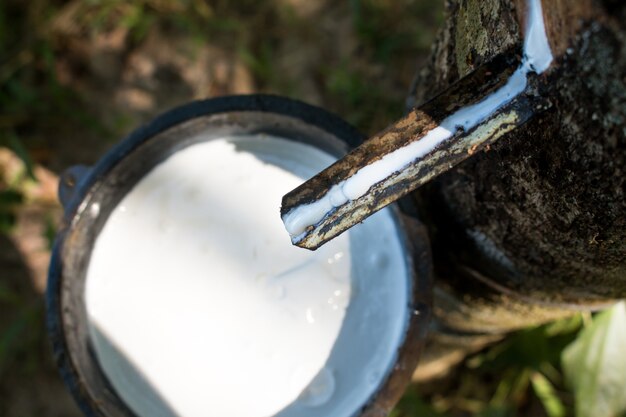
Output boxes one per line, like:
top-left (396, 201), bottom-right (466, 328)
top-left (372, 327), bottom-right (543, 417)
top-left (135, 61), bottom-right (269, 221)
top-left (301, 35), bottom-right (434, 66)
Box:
top-left (85, 135), bottom-right (410, 417)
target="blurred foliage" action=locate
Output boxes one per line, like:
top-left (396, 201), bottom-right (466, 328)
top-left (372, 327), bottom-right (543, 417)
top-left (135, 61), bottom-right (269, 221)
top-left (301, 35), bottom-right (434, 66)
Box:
top-left (393, 316), bottom-right (587, 417)
top-left (562, 301), bottom-right (626, 417)
top-left (0, 298), bottom-right (45, 379)
top-left (351, 0), bottom-right (442, 64)
top-left (330, 0), bottom-right (442, 128)
top-left (0, 0), bottom-right (110, 184)
top-left (392, 310), bottom-right (626, 417)
top-left (1, 133), bottom-right (36, 181)
top-left (0, 189), bottom-right (23, 233)
top-left (0, 0), bottom-right (441, 156)
top-left (43, 214), bottom-right (57, 250)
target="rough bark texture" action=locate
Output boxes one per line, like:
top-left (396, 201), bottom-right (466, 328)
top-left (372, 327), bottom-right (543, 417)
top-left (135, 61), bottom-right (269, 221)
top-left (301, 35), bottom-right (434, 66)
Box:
top-left (409, 0), bottom-right (626, 379)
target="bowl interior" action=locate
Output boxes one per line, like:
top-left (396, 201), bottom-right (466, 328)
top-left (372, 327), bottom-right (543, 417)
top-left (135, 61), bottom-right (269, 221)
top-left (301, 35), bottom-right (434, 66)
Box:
top-left (48, 101), bottom-right (432, 417)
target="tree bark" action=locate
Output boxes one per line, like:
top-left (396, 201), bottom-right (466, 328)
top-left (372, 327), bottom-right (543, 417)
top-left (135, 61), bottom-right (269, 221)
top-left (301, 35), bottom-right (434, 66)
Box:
top-left (409, 0), bottom-right (626, 380)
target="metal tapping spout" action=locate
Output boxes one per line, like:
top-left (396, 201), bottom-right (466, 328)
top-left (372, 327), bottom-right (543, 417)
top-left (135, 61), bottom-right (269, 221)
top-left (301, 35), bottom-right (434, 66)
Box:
top-left (280, 0), bottom-right (556, 250)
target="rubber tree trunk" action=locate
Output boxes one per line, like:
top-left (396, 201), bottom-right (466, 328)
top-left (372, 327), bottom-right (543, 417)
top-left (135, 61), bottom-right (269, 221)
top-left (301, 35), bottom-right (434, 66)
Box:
top-left (409, 0), bottom-right (626, 380)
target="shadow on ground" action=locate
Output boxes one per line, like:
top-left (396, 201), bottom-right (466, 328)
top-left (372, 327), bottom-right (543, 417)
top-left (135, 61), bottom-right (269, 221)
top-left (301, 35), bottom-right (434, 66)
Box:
top-left (0, 233), bottom-right (81, 416)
